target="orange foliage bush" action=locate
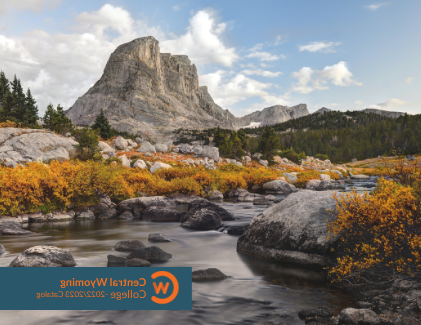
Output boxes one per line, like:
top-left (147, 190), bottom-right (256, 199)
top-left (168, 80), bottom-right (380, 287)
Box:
top-left (0, 160), bottom-right (280, 215)
top-left (294, 170), bottom-right (321, 188)
top-left (328, 174), bottom-right (421, 284)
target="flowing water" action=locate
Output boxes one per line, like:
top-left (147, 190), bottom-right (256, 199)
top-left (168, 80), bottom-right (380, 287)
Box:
top-left (0, 178), bottom-right (377, 325)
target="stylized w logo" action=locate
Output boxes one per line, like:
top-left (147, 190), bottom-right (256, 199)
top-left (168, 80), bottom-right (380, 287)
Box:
top-left (153, 281), bottom-right (170, 295)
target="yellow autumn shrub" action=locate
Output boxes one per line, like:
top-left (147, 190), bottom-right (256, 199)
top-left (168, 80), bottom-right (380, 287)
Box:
top-left (328, 174), bottom-right (421, 284)
top-left (294, 170), bottom-right (321, 188)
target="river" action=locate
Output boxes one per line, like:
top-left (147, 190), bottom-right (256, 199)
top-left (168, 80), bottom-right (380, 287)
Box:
top-left (0, 177), bottom-right (378, 325)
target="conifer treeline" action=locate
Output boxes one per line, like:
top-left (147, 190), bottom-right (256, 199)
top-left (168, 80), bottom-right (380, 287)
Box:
top-left (0, 71), bottom-right (39, 126)
top-left (245, 111), bottom-right (421, 163)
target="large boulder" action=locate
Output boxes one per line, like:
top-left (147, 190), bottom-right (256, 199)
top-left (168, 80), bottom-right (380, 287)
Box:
top-left (237, 190), bottom-right (340, 267)
top-left (119, 155), bottom-right (131, 168)
top-left (118, 196), bottom-right (176, 218)
top-left (0, 128), bottom-right (78, 163)
top-left (262, 180), bottom-right (298, 194)
top-left (283, 173), bottom-right (297, 183)
top-left (0, 218), bottom-right (33, 235)
top-left (10, 246), bottom-right (77, 267)
top-left (148, 233), bottom-right (171, 242)
top-left (178, 144), bottom-right (193, 154)
top-left (181, 209), bottom-right (223, 230)
top-left (114, 240), bottom-right (145, 252)
top-left (141, 207), bottom-right (184, 222)
top-left (98, 141), bottom-right (114, 153)
top-left (114, 136), bottom-right (128, 150)
top-left (127, 246), bottom-right (172, 262)
top-left (184, 200), bottom-right (235, 221)
top-left (137, 141), bottom-right (156, 153)
top-left (97, 208), bottom-right (118, 219)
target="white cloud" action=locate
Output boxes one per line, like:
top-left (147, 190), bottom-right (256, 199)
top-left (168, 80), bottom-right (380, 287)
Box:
top-left (200, 70), bottom-right (289, 113)
top-left (406, 77), bottom-right (413, 84)
top-left (290, 61), bottom-right (361, 94)
top-left (299, 41), bottom-right (341, 53)
top-left (0, 0), bottom-right (61, 15)
top-left (365, 3), bottom-right (388, 11)
top-left (367, 98), bottom-right (408, 110)
top-left (160, 9), bottom-right (239, 67)
top-left (246, 44), bottom-right (285, 61)
top-left (242, 69), bottom-right (282, 78)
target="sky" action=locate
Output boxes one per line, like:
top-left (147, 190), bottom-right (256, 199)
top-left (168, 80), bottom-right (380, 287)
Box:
top-left (0, 0), bottom-right (420, 116)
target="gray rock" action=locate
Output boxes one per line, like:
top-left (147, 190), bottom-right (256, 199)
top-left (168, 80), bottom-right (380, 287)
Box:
top-left (181, 209), bottom-right (223, 230)
top-left (114, 136), bottom-right (128, 150)
top-left (262, 180), bottom-right (298, 194)
top-left (192, 145), bottom-right (203, 155)
top-left (351, 174), bottom-right (370, 179)
top-left (141, 207), bottom-right (184, 222)
top-left (97, 208), bottom-right (118, 220)
top-left (237, 190), bottom-right (341, 267)
top-left (98, 141), bottom-right (114, 153)
top-left (45, 213), bottom-right (74, 222)
top-left (320, 174), bottom-right (331, 181)
top-left (207, 190), bottom-right (224, 200)
top-left (116, 210), bottom-right (134, 219)
top-left (150, 162), bottom-right (172, 173)
top-left (0, 243), bottom-right (4, 254)
top-left (406, 155), bottom-right (416, 161)
top-left (306, 179), bottom-right (345, 191)
top-left (0, 128), bottom-right (78, 162)
top-left (265, 195), bottom-right (276, 201)
top-left (283, 172), bottom-right (297, 183)
top-left (226, 225), bottom-right (248, 236)
top-left (119, 155), bottom-right (131, 168)
top-left (28, 213), bottom-right (46, 223)
top-left (167, 193), bottom-right (201, 204)
top-left (107, 255), bottom-right (128, 266)
top-left (298, 306), bottom-right (333, 319)
top-left (179, 144), bottom-right (193, 154)
top-left (200, 146), bottom-right (219, 161)
top-left (135, 137), bottom-right (143, 144)
top-left (192, 268), bottom-right (227, 281)
top-left (133, 159), bottom-right (147, 169)
top-left (114, 240), bottom-right (145, 252)
top-left (259, 159), bottom-right (269, 167)
top-left (253, 198), bottom-right (271, 205)
top-left (127, 246), bottom-right (172, 262)
top-left (138, 141), bottom-right (156, 153)
top-left (148, 233), bottom-right (171, 242)
top-left (10, 246), bottom-right (77, 267)
top-left (154, 143), bottom-right (168, 152)
top-left (118, 196), bottom-right (176, 218)
top-left (75, 210), bottom-right (95, 220)
top-left (0, 145), bottom-right (13, 152)
top-left (184, 199), bottom-right (235, 221)
top-left (336, 308), bottom-right (380, 325)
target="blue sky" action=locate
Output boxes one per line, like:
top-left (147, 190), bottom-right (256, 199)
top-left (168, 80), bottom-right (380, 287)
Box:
top-left (0, 0), bottom-right (420, 116)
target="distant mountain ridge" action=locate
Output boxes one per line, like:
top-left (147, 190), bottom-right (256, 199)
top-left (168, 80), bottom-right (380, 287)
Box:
top-left (65, 36), bottom-right (309, 139)
top-left (362, 108), bottom-right (406, 118)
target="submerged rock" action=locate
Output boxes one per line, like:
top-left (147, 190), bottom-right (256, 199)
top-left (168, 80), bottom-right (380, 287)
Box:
top-left (116, 210), bottom-right (134, 220)
top-left (181, 209), bottom-right (223, 230)
top-left (107, 255), bottom-right (151, 267)
top-left (226, 225), bottom-right (248, 236)
top-left (114, 240), bottom-right (145, 252)
top-left (237, 190), bottom-right (340, 267)
top-left (148, 233), bottom-right (172, 242)
top-left (253, 198), bottom-right (271, 205)
top-left (127, 246), bottom-right (172, 262)
top-left (298, 306), bottom-right (334, 319)
top-left (2, 227), bottom-right (33, 235)
top-left (192, 268), bottom-right (227, 281)
top-left (10, 245), bottom-right (76, 267)
top-left (141, 207), bottom-right (184, 222)
top-left (185, 200), bottom-right (235, 221)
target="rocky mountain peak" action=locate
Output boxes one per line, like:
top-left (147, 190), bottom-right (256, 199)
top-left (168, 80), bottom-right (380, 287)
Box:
top-left (66, 36), bottom-right (308, 139)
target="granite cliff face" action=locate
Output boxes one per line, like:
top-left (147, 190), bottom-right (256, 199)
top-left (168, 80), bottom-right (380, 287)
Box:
top-left (362, 108), bottom-right (406, 118)
top-left (236, 104), bottom-right (309, 128)
top-left (66, 37), bottom-right (306, 139)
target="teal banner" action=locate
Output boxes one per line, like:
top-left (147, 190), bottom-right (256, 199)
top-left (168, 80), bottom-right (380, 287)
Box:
top-left (0, 267), bottom-right (192, 310)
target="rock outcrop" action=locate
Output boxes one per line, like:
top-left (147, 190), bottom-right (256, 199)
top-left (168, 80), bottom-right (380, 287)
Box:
top-left (66, 36), bottom-right (309, 139)
top-left (362, 108), bottom-right (405, 119)
top-left (237, 190), bottom-right (340, 267)
top-left (0, 128), bottom-right (78, 166)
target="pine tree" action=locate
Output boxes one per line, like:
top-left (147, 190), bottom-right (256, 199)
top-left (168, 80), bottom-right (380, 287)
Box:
top-left (257, 126), bottom-right (280, 163)
top-left (43, 103), bottom-right (73, 134)
top-left (237, 128), bottom-right (247, 151)
top-left (92, 109), bottom-right (112, 139)
top-left (23, 89), bottom-right (38, 126)
top-left (74, 127), bottom-right (100, 160)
